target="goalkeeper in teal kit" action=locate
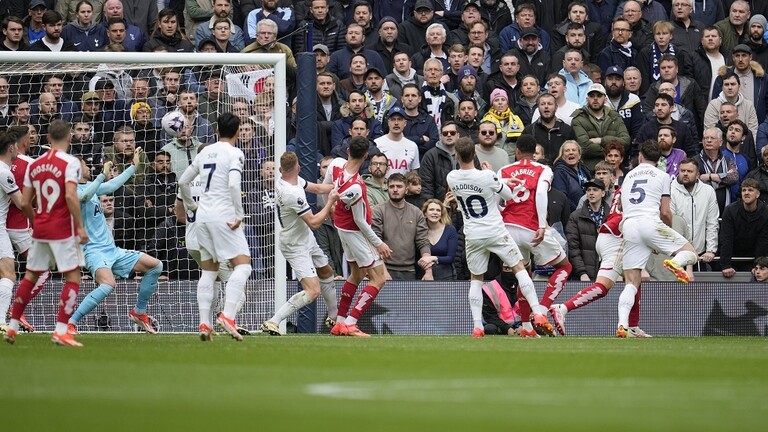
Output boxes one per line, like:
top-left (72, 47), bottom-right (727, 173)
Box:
top-left (67, 148), bottom-right (164, 334)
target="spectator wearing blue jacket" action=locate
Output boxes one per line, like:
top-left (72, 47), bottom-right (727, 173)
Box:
top-left (245, 0), bottom-right (295, 47)
top-left (102, 3), bottom-right (146, 51)
top-left (552, 140), bottom-right (592, 211)
top-left (498, 3), bottom-right (551, 54)
top-left (327, 23), bottom-right (387, 80)
top-left (195, 0), bottom-right (246, 51)
top-left (61, 1), bottom-right (108, 51)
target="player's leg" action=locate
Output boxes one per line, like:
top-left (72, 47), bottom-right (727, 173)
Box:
top-left (534, 231), bottom-right (572, 309)
top-left (332, 261), bottom-right (363, 335)
top-left (128, 253), bottom-right (163, 333)
top-left (317, 264), bottom-right (338, 324)
top-left (217, 253), bottom-right (251, 341)
top-left (464, 239), bottom-right (492, 337)
top-left (4, 240), bottom-right (46, 343)
top-left (664, 243), bottom-right (698, 283)
top-left (343, 261), bottom-right (386, 337)
top-left (51, 266), bottom-right (85, 347)
top-left (334, 230), bottom-right (375, 332)
top-left (627, 287), bottom-right (652, 337)
top-left (0, 254), bottom-right (16, 330)
top-left (196, 224), bottom-right (220, 340)
top-left (263, 246), bottom-right (323, 335)
top-left (69, 267), bottom-right (116, 331)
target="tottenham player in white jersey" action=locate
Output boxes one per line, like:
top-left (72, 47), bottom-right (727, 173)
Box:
top-left (179, 113), bottom-right (251, 342)
top-left (261, 152), bottom-right (340, 335)
top-left (446, 137), bottom-right (554, 337)
top-left (617, 140), bottom-right (698, 337)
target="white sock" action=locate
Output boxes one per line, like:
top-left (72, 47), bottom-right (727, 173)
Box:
top-left (469, 280), bottom-right (484, 329)
top-left (521, 322), bottom-right (534, 331)
top-left (270, 291), bottom-right (313, 323)
top-left (197, 270), bottom-right (218, 326)
top-left (55, 322), bottom-right (68, 335)
top-left (8, 318), bottom-right (19, 332)
top-left (617, 284), bottom-right (637, 328)
top-left (320, 277), bottom-right (338, 319)
top-left (0, 278), bottom-right (13, 325)
top-left (223, 264), bottom-right (251, 318)
top-left (344, 315), bottom-right (358, 325)
top-left (672, 250), bottom-right (698, 268)
top-left (516, 270), bottom-right (546, 315)
top-left (236, 289), bottom-right (246, 314)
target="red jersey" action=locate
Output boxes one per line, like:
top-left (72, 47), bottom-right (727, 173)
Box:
top-left (23, 149), bottom-right (80, 241)
top-left (327, 159), bottom-right (371, 232)
top-left (599, 186), bottom-right (623, 237)
top-left (6, 154), bottom-right (33, 230)
top-left (498, 159), bottom-right (553, 231)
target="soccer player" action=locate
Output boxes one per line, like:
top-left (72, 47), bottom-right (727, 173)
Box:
top-left (447, 137), bottom-right (554, 338)
top-left (2, 126), bottom-right (47, 333)
top-left (4, 120), bottom-right (89, 347)
top-left (67, 148), bottom-right (164, 334)
top-left (325, 136), bottom-right (392, 337)
top-left (179, 112), bottom-right (252, 342)
top-left (549, 177), bottom-right (649, 337)
top-left (615, 140), bottom-right (698, 337)
top-left (261, 151), bottom-right (339, 336)
top-left (498, 135), bottom-right (572, 337)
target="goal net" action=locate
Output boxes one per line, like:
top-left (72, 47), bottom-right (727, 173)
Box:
top-left (0, 52), bottom-right (287, 333)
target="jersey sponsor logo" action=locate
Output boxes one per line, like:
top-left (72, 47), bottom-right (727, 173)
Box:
top-left (6, 175), bottom-right (14, 185)
top-left (389, 159), bottom-right (410, 170)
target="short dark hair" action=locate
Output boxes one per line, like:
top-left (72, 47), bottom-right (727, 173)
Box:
top-left (348, 136), bottom-right (369, 160)
top-left (659, 54), bottom-right (678, 66)
top-left (401, 83), bottom-right (421, 95)
top-left (566, 22), bottom-right (583, 33)
top-left (7, 125), bottom-right (29, 143)
top-left (0, 131), bottom-right (14, 155)
top-left (388, 172), bottom-right (406, 185)
top-left (680, 157), bottom-right (699, 169)
top-left (516, 134), bottom-right (537, 155)
top-left (217, 112), bottom-right (241, 138)
top-left (48, 120), bottom-right (71, 141)
top-left (639, 139), bottom-right (661, 163)
top-left (742, 177), bottom-right (760, 190)
top-left (154, 150), bottom-right (172, 162)
top-left (658, 124), bottom-right (677, 139)
top-left (2, 16), bottom-right (23, 31)
top-left (655, 93), bottom-right (674, 107)
top-left (441, 120), bottom-right (458, 131)
top-left (455, 137), bottom-right (476, 163)
top-left (42, 10), bottom-right (63, 25)
top-left (754, 256), bottom-right (768, 268)
top-left (728, 119), bottom-right (748, 136)
top-left (721, 71), bottom-right (740, 84)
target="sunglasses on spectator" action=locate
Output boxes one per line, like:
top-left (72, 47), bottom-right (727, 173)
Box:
top-left (479, 130), bottom-right (496, 136)
top-left (441, 130), bottom-right (457, 136)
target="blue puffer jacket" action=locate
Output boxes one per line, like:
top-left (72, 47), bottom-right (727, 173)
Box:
top-left (61, 21), bottom-right (108, 52)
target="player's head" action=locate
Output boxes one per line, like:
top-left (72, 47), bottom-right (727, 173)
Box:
top-left (347, 136), bottom-right (369, 160)
top-left (0, 130), bottom-right (16, 158)
top-left (638, 139), bottom-right (661, 164)
top-left (47, 119), bottom-right (71, 148)
top-left (217, 112), bottom-right (241, 139)
top-left (455, 137), bottom-right (476, 164)
top-left (515, 134), bottom-right (537, 158)
top-left (76, 155), bottom-right (91, 182)
top-left (280, 151), bottom-right (299, 175)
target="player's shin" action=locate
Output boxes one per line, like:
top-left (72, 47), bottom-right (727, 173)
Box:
top-left (516, 289), bottom-right (534, 332)
top-left (30, 271), bottom-right (50, 298)
top-left (336, 281), bottom-right (359, 322)
top-left (9, 277), bottom-right (36, 331)
top-left (197, 270), bottom-right (218, 326)
top-left (541, 262), bottom-right (572, 308)
top-left (346, 285), bottom-right (379, 324)
top-left (223, 264), bottom-right (251, 319)
top-left (468, 279), bottom-right (484, 329)
top-left (672, 250), bottom-right (698, 268)
top-left (0, 278), bottom-right (13, 324)
top-left (516, 269), bottom-right (546, 315)
top-left (617, 284), bottom-right (638, 328)
top-left (70, 284), bottom-right (114, 324)
top-left (320, 276), bottom-right (338, 320)
top-left (270, 290), bottom-right (313, 323)
top-left (56, 281), bottom-right (81, 335)
top-left (135, 262), bottom-right (162, 314)
top-left (628, 287), bottom-right (641, 327)
top-left (564, 282), bottom-right (608, 311)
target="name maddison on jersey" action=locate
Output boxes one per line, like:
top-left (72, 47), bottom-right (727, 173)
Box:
top-left (30, 163), bottom-right (63, 178)
top-left (452, 183), bottom-right (484, 193)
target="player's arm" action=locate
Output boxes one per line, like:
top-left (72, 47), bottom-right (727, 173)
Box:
top-left (174, 198), bottom-right (187, 225)
top-left (65, 181), bottom-right (88, 244)
top-left (496, 178), bottom-right (514, 201)
top-left (95, 162), bottom-right (137, 195)
top-left (660, 195), bottom-right (673, 227)
top-left (300, 189), bottom-right (339, 229)
top-left (350, 200), bottom-right (383, 247)
top-left (532, 175), bottom-right (552, 244)
top-left (178, 163), bottom-right (201, 211)
top-left (78, 160), bottom-right (113, 202)
top-left (20, 186), bottom-right (35, 225)
top-left (228, 166), bottom-right (245, 228)
top-left (305, 181), bottom-right (334, 194)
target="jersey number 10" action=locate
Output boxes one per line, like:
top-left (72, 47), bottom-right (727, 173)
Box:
top-left (456, 195), bottom-right (488, 219)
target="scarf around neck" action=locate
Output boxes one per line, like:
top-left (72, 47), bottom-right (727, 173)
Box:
top-left (651, 43), bottom-right (676, 81)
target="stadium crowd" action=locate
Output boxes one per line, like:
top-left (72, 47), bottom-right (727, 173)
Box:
top-left (1, 0), bottom-right (768, 283)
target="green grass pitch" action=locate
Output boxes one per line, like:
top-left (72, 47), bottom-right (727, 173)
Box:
top-left (3, 334), bottom-right (766, 432)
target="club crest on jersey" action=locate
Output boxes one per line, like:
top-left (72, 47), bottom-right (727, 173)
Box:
top-left (297, 198), bottom-right (304, 206)
top-left (6, 175), bottom-right (13, 185)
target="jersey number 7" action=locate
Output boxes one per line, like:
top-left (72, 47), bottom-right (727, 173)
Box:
top-left (203, 163), bottom-right (217, 192)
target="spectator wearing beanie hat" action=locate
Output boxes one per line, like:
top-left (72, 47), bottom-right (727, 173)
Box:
top-left (372, 16), bottom-right (415, 74)
top-left (482, 88), bottom-right (525, 160)
top-left (747, 14), bottom-right (768, 69)
top-left (453, 65), bottom-right (487, 114)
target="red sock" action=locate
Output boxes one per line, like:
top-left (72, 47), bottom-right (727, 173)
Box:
top-left (30, 271), bottom-right (50, 298)
top-left (336, 281), bottom-right (358, 318)
top-left (56, 282), bottom-right (80, 324)
top-left (541, 262), bottom-right (572, 308)
top-left (563, 282), bottom-right (608, 312)
top-left (349, 285), bottom-right (379, 321)
top-left (629, 287), bottom-right (641, 327)
top-left (10, 278), bottom-right (35, 320)
top-left (516, 288), bottom-right (532, 320)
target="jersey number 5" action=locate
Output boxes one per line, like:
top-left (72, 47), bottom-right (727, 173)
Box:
top-left (203, 163), bottom-right (217, 192)
top-left (456, 195), bottom-right (488, 219)
top-left (628, 179), bottom-right (647, 204)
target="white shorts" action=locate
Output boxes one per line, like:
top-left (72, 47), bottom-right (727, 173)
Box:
top-left (338, 229), bottom-right (381, 268)
top-left (465, 232), bottom-right (524, 276)
top-left (282, 237), bottom-right (329, 280)
top-left (8, 228), bottom-right (33, 255)
top-left (621, 218), bottom-right (688, 270)
top-left (595, 233), bottom-right (623, 282)
top-left (506, 225), bottom-right (566, 265)
top-left (26, 237), bottom-right (84, 273)
top-left (197, 221), bottom-right (251, 263)
top-left (186, 222), bottom-right (200, 251)
top-left (0, 230), bottom-right (13, 259)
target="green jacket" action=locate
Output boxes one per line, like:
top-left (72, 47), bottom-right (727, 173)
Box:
top-left (570, 106), bottom-right (630, 171)
top-left (363, 175), bottom-right (388, 207)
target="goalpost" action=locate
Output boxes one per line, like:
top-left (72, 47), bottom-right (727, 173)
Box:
top-left (0, 52), bottom-right (287, 333)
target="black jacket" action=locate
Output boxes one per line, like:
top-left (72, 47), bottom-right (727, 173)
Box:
top-left (566, 201), bottom-right (606, 280)
top-left (420, 143), bottom-right (481, 202)
top-left (522, 119), bottom-right (575, 163)
top-left (719, 200), bottom-right (768, 271)
top-left (402, 109), bottom-right (439, 159)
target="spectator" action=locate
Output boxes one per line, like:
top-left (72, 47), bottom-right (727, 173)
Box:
top-left (30, 92), bottom-right (59, 152)
top-left (238, 117), bottom-right (269, 174)
top-left (553, 22), bottom-right (591, 71)
top-left (374, 106), bottom-right (419, 176)
top-left (174, 88), bottom-right (216, 144)
top-left (498, 1), bottom-right (551, 53)
top-left (292, 0), bottom-right (346, 53)
top-left (623, 65), bottom-right (643, 95)
top-left (482, 88), bottom-right (524, 162)
top-left (657, 125), bottom-right (687, 176)
top-left (692, 0), bottom-right (726, 27)
top-left (363, 67), bottom-right (396, 123)
top-left (566, 178), bottom-right (607, 281)
top-left (464, 24), bottom-right (497, 79)
top-left (104, 126), bottom-right (148, 190)
top-left (131, 101), bottom-right (162, 159)
top-left (93, 79), bottom-right (127, 142)
top-left (353, 1), bottom-right (377, 47)
top-left (616, 0), bottom-right (669, 23)
top-left (327, 23), bottom-right (386, 80)
top-left (719, 178), bottom-right (768, 275)
top-left (330, 116), bottom-right (381, 174)
top-left (571, 83), bottom-right (631, 171)
top-left (373, 17), bottom-right (414, 76)
top-left (482, 51), bottom-right (522, 111)
top-left (604, 66), bottom-right (643, 142)
top-left (559, 49), bottom-right (592, 106)
top-left (338, 52), bottom-right (368, 94)
top-left (474, 120), bottom-right (509, 172)
top-left (316, 71), bottom-right (343, 154)
top-left (582, 63), bottom-right (603, 84)
top-left (694, 127), bottom-right (739, 214)
top-left (314, 43), bottom-right (333, 77)
top-left (745, 145), bottom-right (768, 202)
top-left (148, 68), bottom-right (182, 123)
top-left (400, 83), bottom-right (439, 158)
top-left (552, 1), bottom-right (606, 62)
top-left (534, 73), bottom-right (581, 125)
top-left (136, 150), bottom-right (177, 242)
top-left (246, 160), bottom-right (276, 278)
top-left (597, 17), bottom-right (639, 72)
top-left (364, 152), bottom-right (389, 207)
top-left (421, 198), bottom-right (457, 281)
top-left (747, 14), bottom-right (768, 68)
top-left (397, 0), bottom-right (446, 54)
top-left (705, 71), bottom-right (759, 138)
top-left (552, 140), bottom-right (591, 211)
top-left (604, 140), bottom-right (627, 183)
top-left (714, 0), bottom-right (751, 53)
top-left (24, 0), bottom-right (48, 45)
top-left (385, 51), bottom-right (425, 100)
top-left (751, 256), bottom-right (768, 282)
top-left (421, 120), bottom-right (460, 201)
top-left (478, 0), bottom-right (513, 37)
top-left (692, 26), bottom-right (728, 99)
top-left (56, 1), bottom-right (103, 28)
top-left (61, 0), bottom-right (108, 52)
top-left (637, 20), bottom-right (693, 94)
top-left (641, 55), bottom-right (707, 132)
top-left (69, 119), bottom-right (102, 171)
top-left (671, 0), bottom-right (706, 55)
top-left (197, 73), bottom-right (224, 129)
top-left (331, 90), bottom-right (383, 149)
top-left (711, 43), bottom-right (768, 124)
top-left (121, 0), bottom-right (158, 36)
top-left (241, 19), bottom-right (297, 89)
top-left (405, 170), bottom-right (426, 209)
top-left (422, 58), bottom-right (458, 128)
top-left (199, 17), bottom-right (239, 52)
top-left (577, 160), bottom-right (617, 209)
top-left (245, 0), bottom-right (294, 49)
top-left (446, 0), bottom-right (482, 48)
top-left (621, 1), bottom-right (654, 49)
top-left (514, 75), bottom-right (539, 126)
top-left (142, 8), bottom-right (194, 52)
top-left (671, 158), bottom-right (720, 270)
top-left (634, 93), bottom-right (697, 157)
top-left (723, 119), bottom-right (756, 197)
top-left (1, 16), bottom-right (26, 51)
top-left (651, 81), bottom-right (700, 142)
top-left (511, 27), bottom-right (550, 87)
top-left (160, 121), bottom-right (200, 180)
top-left (523, 92), bottom-right (575, 163)
top-left (77, 91), bottom-right (106, 144)
top-left (371, 173), bottom-right (433, 280)
top-left (481, 264), bottom-right (521, 336)
top-left (442, 44), bottom-right (470, 94)
top-left (411, 22), bottom-right (451, 75)
top-left (28, 10), bottom-right (76, 51)
top-left (195, 0), bottom-right (244, 50)
top-left (101, 0), bottom-right (145, 51)
top-left (454, 98), bottom-right (479, 140)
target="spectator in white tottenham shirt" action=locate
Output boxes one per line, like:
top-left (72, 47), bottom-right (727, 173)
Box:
top-left (374, 106), bottom-right (420, 177)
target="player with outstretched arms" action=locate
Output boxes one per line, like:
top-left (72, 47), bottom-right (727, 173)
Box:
top-left (1, 126), bottom-right (45, 333)
top-left (616, 140), bottom-right (698, 337)
top-left (324, 136), bottom-right (392, 337)
top-left (5, 120), bottom-right (89, 347)
top-left (66, 148), bottom-right (164, 335)
top-left (497, 135), bottom-right (571, 337)
top-left (446, 137), bottom-right (554, 338)
top-left (261, 151), bottom-right (340, 335)
top-left (179, 113), bottom-right (251, 342)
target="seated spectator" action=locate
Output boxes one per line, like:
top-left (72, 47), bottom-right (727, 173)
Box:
top-left (566, 178), bottom-right (607, 281)
top-left (136, 150), bottom-right (178, 238)
top-left (552, 140), bottom-right (591, 212)
top-left (142, 8), bottom-right (194, 52)
top-left (104, 126), bottom-right (149, 190)
top-left (481, 265), bottom-right (522, 335)
top-left (69, 119), bottom-right (102, 172)
top-left (199, 17), bottom-right (239, 52)
top-left (331, 90), bottom-right (383, 147)
top-left (745, 145), bottom-right (768, 203)
top-left (704, 72), bottom-right (759, 138)
top-left (482, 88), bottom-right (524, 162)
top-left (1, 15), bottom-right (27, 51)
top-left (719, 178), bottom-right (768, 275)
top-left (657, 125), bottom-right (687, 176)
top-left (723, 119), bottom-right (756, 198)
top-left (421, 198), bottom-right (458, 281)
top-left (103, 17), bottom-right (133, 51)
top-left (160, 122), bottom-right (199, 180)
top-left (174, 88), bottom-right (216, 144)
top-left (61, 0), bottom-right (107, 52)
top-left (196, 0), bottom-right (245, 51)
top-left (371, 173), bottom-right (433, 280)
top-left (363, 152), bottom-right (389, 207)
top-left (752, 256), bottom-right (768, 282)
top-left (405, 170), bottom-right (426, 209)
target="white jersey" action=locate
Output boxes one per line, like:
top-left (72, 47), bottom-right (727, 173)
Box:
top-left (621, 162), bottom-right (671, 221)
top-left (446, 168), bottom-right (511, 240)
top-left (184, 141), bottom-right (245, 223)
top-left (0, 160), bottom-right (20, 229)
top-left (374, 135), bottom-right (420, 176)
top-left (181, 175), bottom-right (205, 249)
top-left (276, 176), bottom-right (312, 247)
